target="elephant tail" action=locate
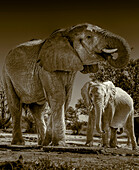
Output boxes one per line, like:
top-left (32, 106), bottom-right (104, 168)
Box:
top-left (117, 128), bottom-right (124, 135)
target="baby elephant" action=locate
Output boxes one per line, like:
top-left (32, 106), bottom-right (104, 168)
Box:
top-left (81, 81), bottom-right (137, 150)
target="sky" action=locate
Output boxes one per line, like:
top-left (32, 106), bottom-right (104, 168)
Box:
top-left (0, 0), bottom-right (139, 107)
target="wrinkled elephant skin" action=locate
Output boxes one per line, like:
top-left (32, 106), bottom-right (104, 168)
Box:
top-left (81, 81), bottom-right (137, 150)
top-left (2, 23), bottom-right (131, 146)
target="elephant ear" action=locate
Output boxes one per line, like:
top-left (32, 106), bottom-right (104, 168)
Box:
top-left (109, 86), bottom-right (116, 102)
top-left (38, 32), bottom-right (83, 72)
top-left (104, 81), bottom-right (116, 103)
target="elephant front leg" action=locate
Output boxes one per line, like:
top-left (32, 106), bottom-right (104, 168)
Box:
top-left (110, 127), bottom-right (118, 148)
top-left (29, 103), bottom-right (47, 145)
top-left (101, 120), bottom-right (109, 147)
top-left (52, 103), bottom-right (66, 146)
top-left (102, 130), bottom-right (109, 147)
top-left (86, 108), bottom-right (95, 146)
top-left (44, 98), bottom-right (66, 146)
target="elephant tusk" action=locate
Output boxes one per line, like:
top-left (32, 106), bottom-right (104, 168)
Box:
top-left (102, 48), bottom-right (118, 54)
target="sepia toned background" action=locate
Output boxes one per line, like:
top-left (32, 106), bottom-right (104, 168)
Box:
top-left (0, 0), bottom-right (138, 107)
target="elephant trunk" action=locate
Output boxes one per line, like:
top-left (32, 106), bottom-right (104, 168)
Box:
top-left (104, 33), bottom-right (131, 68)
top-left (95, 102), bottom-right (103, 134)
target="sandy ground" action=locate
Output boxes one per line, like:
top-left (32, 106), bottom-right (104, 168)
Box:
top-left (0, 131), bottom-right (139, 169)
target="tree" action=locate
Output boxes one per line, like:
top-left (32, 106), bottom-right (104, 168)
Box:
top-left (66, 106), bottom-right (83, 134)
top-left (0, 78), bottom-right (11, 129)
top-left (75, 99), bottom-right (88, 115)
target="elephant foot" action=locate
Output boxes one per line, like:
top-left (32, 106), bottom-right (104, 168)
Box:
top-left (11, 138), bottom-right (25, 145)
top-left (85, 141), bottom-right (93, 147)
top-left (51, 140), bottom-right (66, 146)
top-left (132, 143), bottom-right (137, 150)
top-left (43, 134), bottom-right (52, 146)
top-left (102, 144), bottom-right (109, 148)
top-left (43, 138), bottom-right (66, 147)
top-left (38, 138), bottom-right (44, 146)
top-left (110, 127), bottom-right (117, 148)
top-left (109, 141), bottom-right (117, 148)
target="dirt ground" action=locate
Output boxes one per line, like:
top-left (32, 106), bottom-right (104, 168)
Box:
top-left (0, 131), bottom-right (139, 169)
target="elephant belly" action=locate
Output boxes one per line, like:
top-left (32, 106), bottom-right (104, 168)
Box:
top-left (20, 89), bottom-right (46, 104)
top-left (110, 88), bottom-right (133, 128)
top-left (13, 76), bottom-right (46, 104)
top-left (110, 104), bottom-right (131, 128)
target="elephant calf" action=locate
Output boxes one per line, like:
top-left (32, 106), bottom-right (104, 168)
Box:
top-left (81, 81), bottom-right (137, 150)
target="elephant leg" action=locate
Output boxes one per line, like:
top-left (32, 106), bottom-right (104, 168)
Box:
top-left (102, 119), bottom-right (109, 147)
top-left (86, 108), bottom-right (95, 146)
top-left (3, 77), bottom-right (24, 145)
top-left (43, 113), bottom-right (52, 146)
top-left (110, 127), bottom-right (118, 148)
top-left (43, 94), bottom-right (66, 146)
top-left (40, 71), bottom-right (68, 146)
top-left (101, 108), bottom-right (111, 147)
top-left (125, 114), bottom-right (137, 150)
top-left (51, 101), bottom-right (65, 146)
top-left (125, 131), bottom-right (131, 146)
top-left (102, 130), bottom-right (109, 147)
top-left (11, 102), bottom-right (24, 145)
top-left (29, 103), bottom-right (46, 145)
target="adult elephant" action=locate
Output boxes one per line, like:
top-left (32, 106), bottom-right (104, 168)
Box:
top-left (81, 81), bottom-right (137, 150)
top-left (2, 23), bottom-right (131, 146)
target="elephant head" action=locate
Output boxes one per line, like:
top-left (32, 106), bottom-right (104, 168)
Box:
top-left (38, 23), bottom-right (131, 72)
top-left (89, 81), bottom-right (116, 134)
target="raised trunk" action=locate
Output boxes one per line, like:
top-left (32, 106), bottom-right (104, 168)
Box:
top-left (106, 34), bottom-right (131, 68)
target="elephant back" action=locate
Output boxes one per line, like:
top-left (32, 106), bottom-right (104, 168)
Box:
top-left (5, 39), bottom-right (45, 71)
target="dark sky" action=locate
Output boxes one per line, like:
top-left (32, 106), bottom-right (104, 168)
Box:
top-left (0, 0), bottom-right (139, 107)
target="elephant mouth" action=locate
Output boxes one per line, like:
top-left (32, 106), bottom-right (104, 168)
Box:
top-left (80, 39), bottom-right (118, 63)
top-left (98, 51), bottom-right (119, 61)
top-left (80, 40), bottom-right (108, 62)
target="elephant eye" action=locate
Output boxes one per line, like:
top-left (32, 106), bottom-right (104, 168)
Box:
top-left (87, 35), bottom-right (91, 39)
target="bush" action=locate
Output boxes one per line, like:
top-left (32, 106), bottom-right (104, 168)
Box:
top-left (66, 106), bottom-right (84, 135)
top-left (0, 86), bottom-right (12, 129)
top-left (23, 112), bottom-right (37, 133)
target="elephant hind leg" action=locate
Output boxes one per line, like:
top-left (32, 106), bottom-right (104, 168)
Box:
top-left (3, 76), bottom-right (24, 145)
top-left (29, 103), bottom-right (47, 145)
top-left (43, 114), bottom-right (52, 146)
top-left (110, 127), bottom-right (118, 148)
top-left (125, 114), bottom-right (137, 150)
